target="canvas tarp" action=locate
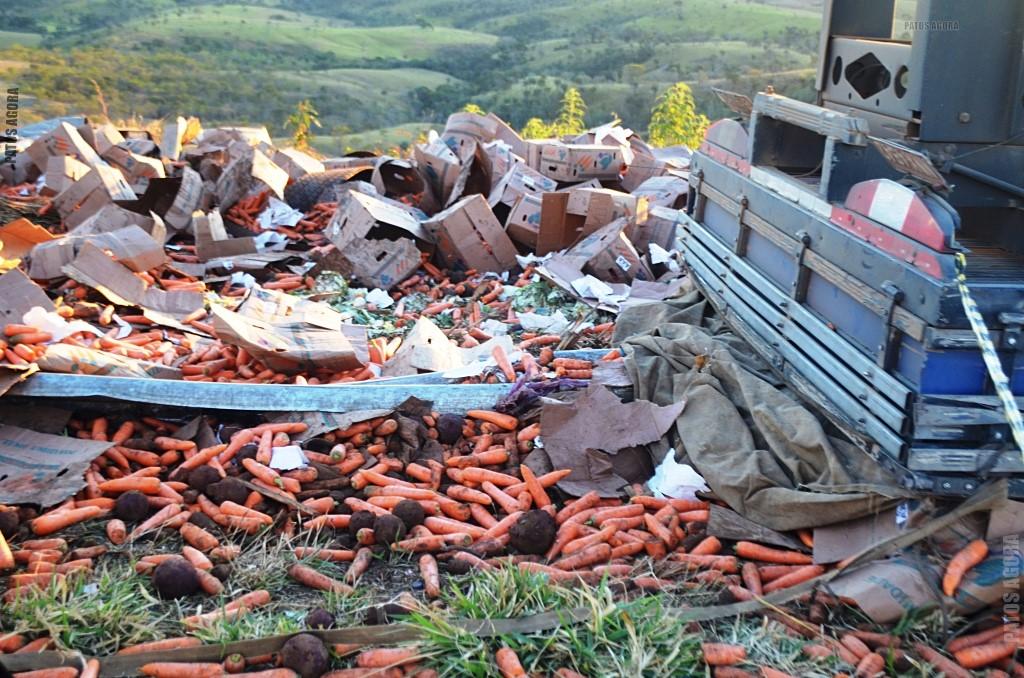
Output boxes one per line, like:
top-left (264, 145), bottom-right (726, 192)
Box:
top-left (613, 290), bottom-right (911, 531)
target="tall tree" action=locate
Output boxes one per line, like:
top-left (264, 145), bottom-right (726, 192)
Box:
top-left (648, 82), bottom-right (709, 149)
top-left (553, 87), bottom-right (587, 136)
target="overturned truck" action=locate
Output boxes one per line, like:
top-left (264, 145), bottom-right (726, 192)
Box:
top-left (680, 0), bottom-right (1024, 496)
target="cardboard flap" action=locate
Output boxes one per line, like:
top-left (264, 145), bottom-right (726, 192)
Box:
top-left (251, 149), bottom-right (289, 198)
top-left (274, 147), bottom-right (325, 180)
top-left (0, 425), bottom-right (114, 506)
top-left (0, 219), bottom-right (56, 260)
top-left (26, 122), bottom-right (104, 171)
top-left (160, 116), bottom-right (188, 161)
top-left (64, 241), bottom-right (201, 317)
top-left (414, 140), bottom-right (461, 206)
top-left (210, 305), bottom-right (367, 372)
top-left (42, 155), bottom-right (90, 196)
top-left (194, 211), bottom-right (259, 261)
top-left (0, 269), bottom-right (55, 325)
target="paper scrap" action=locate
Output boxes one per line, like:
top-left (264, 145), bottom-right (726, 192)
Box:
top-left (269, 445), bottom-right (308, 471)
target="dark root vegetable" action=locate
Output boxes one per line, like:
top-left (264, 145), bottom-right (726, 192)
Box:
top-left (152, 558), bottom-right (200, 599)
top-left (305, 607), bottom-right (334, 630)
top-left (210, 564), bottom-right (232, 582)
top-left (435, 414), bottom-right (464, 445)
top-left (188, 512), bottom-right (219, 532)
top-left (206, 478), bottom-right (248, 506)
top-left (188, 466), bottom-right (220, 493)
top-left (0, 509), bottom-right (19, 538)
top-left (114, 491), bottom-right (150, 523)
top-left (235, 443), bottom-right (259, 464)
top-left (372, 514), bottom-right (405, 545)
top-left (392, 500), bottom-right (425, 530)
top-left (280, 633), bottom-right (329, 678)
top-left (509, 510), bottom-right (556, 555)
top-left (348, 511), bottom-right (375, 537)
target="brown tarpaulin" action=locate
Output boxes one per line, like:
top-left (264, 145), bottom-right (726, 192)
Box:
top-left (614, 290), bottom-right (910, 530)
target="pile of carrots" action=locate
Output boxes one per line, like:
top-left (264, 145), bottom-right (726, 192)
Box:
top-left (0, 405), bottom-right (1013, 677)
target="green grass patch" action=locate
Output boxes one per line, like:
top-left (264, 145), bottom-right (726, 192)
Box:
top-left (405, 568), bottom-right (703, 677)
top-left (115, 5), bottom-right (497, 61)
top-left (0, 31), bottom-right (42, 48)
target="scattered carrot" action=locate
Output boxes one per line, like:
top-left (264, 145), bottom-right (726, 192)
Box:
top-left (943, 539), bottom-right (989, 597)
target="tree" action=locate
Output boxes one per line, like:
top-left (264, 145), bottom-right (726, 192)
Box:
top-left (461, 103), bottom-right (485, 114)
top-left (552, 86), bottom-right (586, 136)
top-left (648, 82), bottom-right (710, 149)
top-left (284, 99), bottom-right (321, 150)
top-left (521, 117), bottom-right (553, 140)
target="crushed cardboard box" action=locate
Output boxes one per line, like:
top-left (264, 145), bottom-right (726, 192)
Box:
top-left (423, 194), bottom-right (517, 273)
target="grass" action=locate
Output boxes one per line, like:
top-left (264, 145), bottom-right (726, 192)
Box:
top-left (403, 568), bottom-right (704, 677)
top-left (114, 5), bottom-right (497, 61)
top-left (304, 122), bottom-right (435, 155)
top-left (2, 561), bottom-right (176, 655)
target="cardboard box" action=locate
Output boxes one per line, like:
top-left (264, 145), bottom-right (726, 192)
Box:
top-left (31, 225), bottom-right (166, 279)
top-left (161, 116), bottom-right (188, 161)
top-left (42, 156), bottom-right (90, 196)
top-left (326, 191), bottom-right (427, 289)
top-left (372, 157), bottom-right (439, 214)
top-left (26, 122), bottom-right (103, 171)
top-left (538, 142), bottom-right (624, 182)
top-left (414, 140), bottom-right (461, 206)
top-left (448, 141), bottom-right (492, 208)
top-left (273, 147), bottom-right (325, 180)
top-left (0, 219), bottom-right (56, 260)
top-left (52, 165), bottom-right (136, 220)
top-left (490, 161), bottom-right (557, 209)
top-left (488, 113), bottom-right (528, 160)
top-left (102, 145), bottom-right (166, 191)
top-left (565, 187), bottom-right (646, 224)
top-left (117, 167), bottom-right (204, 233)
top-left (441, 112), bottom-right (500, 157)
top-left (423, 194), bottom-right (517, 272)
top-left (630, 175), bottom-right (688, 209)
top-left (564, 218), bottom-right (653, 284)
top-left (506, 193), bottom-right (543, 248)
top-left (628, 205), bottom-right (682, 254)
top-left (79, 123), bottom-right (125, 156)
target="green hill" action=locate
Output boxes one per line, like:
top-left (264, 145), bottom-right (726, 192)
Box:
top-left (0, 0), bottom-right (823, 150)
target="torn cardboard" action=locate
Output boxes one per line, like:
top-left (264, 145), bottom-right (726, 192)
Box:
top-left (63, 241), bottom-right (202, 317)
top-left (423, 194), bottom-right (517, 273)
top-left (414, 139), bottom-right (461, 206)
top-left (52, 165), bottom-right (136, 221)
top-left (79, 122), bottom-right (125, 157)
top-left (631, 175), bottom-right (688, 209)
top-left (70, 203), bottom-right (167, 243)
top-left (0, 269), bottom-right (55, 327)
top-left (210, 304), bottom-right (367, 373)
top-left (274, 147), bottom-right (325, 180)
top-left (441, 112), bottom-right (500, 156)
top-left (540, 384), bottom-right (686, 496)
top-left (381, 317), bottom-right (514, 377)
top-left (37, 344), bottom-right (182, 379)
top-left (0, 425), bottom-right (113, 506)
top-left (102, 144), bottom-right (166, 190)
top-left (506, 193), bottom-right (544, 249)
top-left (195, 211), bottom-right (258, 261)
top-left (31, 226), bottom-right (166, 279)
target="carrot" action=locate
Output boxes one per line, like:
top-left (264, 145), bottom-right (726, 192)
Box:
top-left (181, 590), bottom-right (271, 627)
top-left (491, 345), bottom-right (517, 382)
top-left (140, 663), bottom-right (225, 678)
top-left (117, 637), bottom-right (203, 655)
top-left (519, 464), bottom-right (551, 508)
top-left (420, 554), bottom-right (441, 599)
top-left (762, 565), bottom-right (825, 593)
top-left (356, 647), bottom-right (421, 668)
top-left (465, 410), bottom-right (518, 431)
top-left (13, 637), bottom-right (53, 653)
top-left (943, 539), bottom-right (989, 597)
top-left (129, 504), bottom-right (182, 540)
top-left (31, 506), bottom-right (105, 536)
top-left (670, 553), bottom-right (740, 573)
top-left (563, 524), bottom-right (616, 556)
top-left (289, 563), bottom-right (353, 594)
top-left (495, 647), bottom-right (526, 677)
top-left (182, 546), bottom-right (213, 570)
top-left (20, 538), bottom-right (67, 552)
top-left (853, 652), bottom-right (884, 677)
top-left (552, 543), bottom-right (612, 570)
top-left (912, 643), bottom-right (972, 678)
top-left (948, 624), bottom-right (1016, 653)
top-left (0, 632), bottom-right (26, 652)
top-left (757, 565), bottom-right (807, 582)
top-left (841, 634), bottom-right (872, 661)
top-left (556, 491), bottom-right (601, 524)
top-left (702, 643), bottom-right (747, 666)
top-left (481, 511), bottom-right (523, 541)
top-left (734, 541), bottom-right (813, 565)
top-left (741, 562), bottom-right (763, 595)
top-left (294, 548), bottom-right (356, 562)
top-left (445, 485), bottom-right (492, 505)
top-left (394, 534), bottom-right (471, 552)
top-left (98, 476), bottom-right (162, 495)
top-left (424, 516), bottom-right (487, 539)
top-left (345, 547), bottom-right (373, 584)
top-left (690, 536), bottom-right (723, 556)
top-left (954, 641), bottom-right (1017, 669)
top-left (11, 669), bottom-right (78, 678)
